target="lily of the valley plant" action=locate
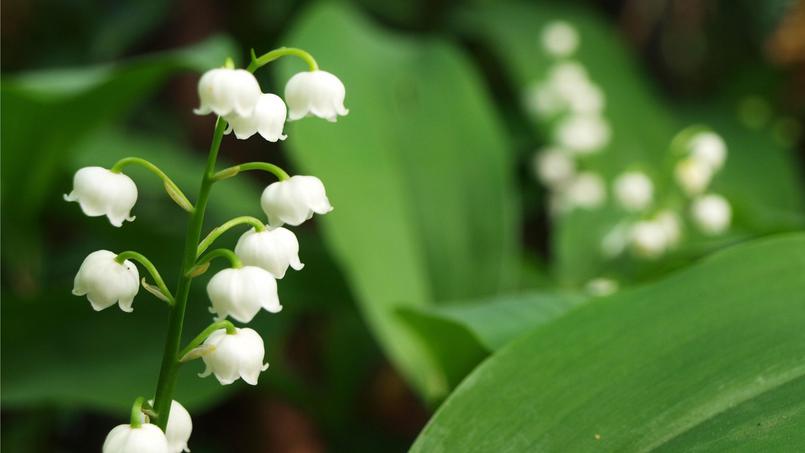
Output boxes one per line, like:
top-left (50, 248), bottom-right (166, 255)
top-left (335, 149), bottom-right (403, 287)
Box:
top-left (66, 47), bottom-right (347, 453)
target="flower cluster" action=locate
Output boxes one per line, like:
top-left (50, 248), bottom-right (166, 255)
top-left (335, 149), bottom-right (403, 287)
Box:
top-left (66, 47), bottom-right (345, 453)
top-left (525, 21), bottom-right (611, 214)
top-left (526, 21), bottom-right (734, 291)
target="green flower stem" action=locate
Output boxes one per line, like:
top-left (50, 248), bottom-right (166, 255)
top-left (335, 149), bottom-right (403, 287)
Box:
top-left (193, 248), bottom-right (242, 272)
top-left (114, 251), bottom-right (175, 304)
top-left (196, 216), bottom-right (267, 257)
top-left (177, 320), bottom-right (237, 361)
top-left (130, 396), bottom-right (146, 428)
top-left (212, 161), bottom-right (290, 182)
top-left (151, 117), bottom-right (226, 430)
top-left (110, 157), bottom-right (194, 212)
top-left (247, 46), bottom-right (318, 73)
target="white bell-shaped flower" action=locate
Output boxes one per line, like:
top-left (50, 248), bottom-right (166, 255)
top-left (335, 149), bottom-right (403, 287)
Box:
top-left (534, 147), bottom-right (576, 188)
top-left (234, 226), bottom-right (303, 279)
top-left (689, 131), bottom-right (727, 170)
top-left (675, 157), bottom-right (713, 196)
top-left (260, 175), bottom-right (333, 227)
top-left (64, 167), bottom-right (138, 227)
top-left (555, 113), bottom-right (611, 154)
top-left (541, 21), bottom-right (580, 57)
top-left (103, 423), bottom-right (169, 453)
top-left (164, 400), bottom-right (192, 453)
top-left (224, 93), bottom-right (288, 142)
top-left (630, 220), bottom-right (669, 259)
top-left (691, 194), bottom-right (732, 235)
top-left (207, 266), bottom-right (281, 323)
top-left (73, 250), bottom-right (140, 312)
top-left (613, 171), bottom-right (654, 211)
top-left (285, 70), bottom-right (348, 122)
top-left (655, 209), bottom-right (682, 247)
top-left (200, 327), bottom-right (269, 385)
top-left (194, 68), bottom-right (261, 117)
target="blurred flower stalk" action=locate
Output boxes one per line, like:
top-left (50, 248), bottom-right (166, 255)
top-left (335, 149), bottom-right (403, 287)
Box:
top-left (65, 46), bottom-right (347, 452)
top-left (526, 21), bottom-right (733, 291)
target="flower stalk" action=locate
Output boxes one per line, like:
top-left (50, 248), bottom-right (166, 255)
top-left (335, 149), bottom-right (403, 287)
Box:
top-left (196, 216), bottom-right (267, 257)
top-left (151, 117), bottom-right (226, 430)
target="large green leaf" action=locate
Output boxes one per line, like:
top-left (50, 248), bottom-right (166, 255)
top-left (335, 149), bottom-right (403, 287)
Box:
top-left (276, 3), bottom-right (520, 400)
top-left (412, 234), bottom-right (805, 451)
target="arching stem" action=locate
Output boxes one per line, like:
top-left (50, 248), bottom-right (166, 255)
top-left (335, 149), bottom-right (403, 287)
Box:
top-left (110, 157), bottom-right (194, 212)
top-left (115, 251), bottom-right (175, 304)
top-left (196, 216), bottom-right (267, 257)
top-left (247, 47), bottom-right (318, 73)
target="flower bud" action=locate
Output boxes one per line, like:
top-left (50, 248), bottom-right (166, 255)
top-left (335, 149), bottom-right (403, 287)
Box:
top-left (689, 131), bottom-right (727, 171)
top-left (285, 70), bottom-right (348, 122)
top-left (630, 220), bottom-right (669, 259)
top-left (655, 209), bottom-right (682, 247)
top-left (541, 21), bottom-right (579, 57)
top-left (194, 68), bottom-right (261, 117)
top-left (73, 250), bottom-right (140, 312)
top-left (260, 175), bottom-right (333, 227)
top-left (103, 423), bottom-right (168, 453)
top-left (613, 171), bottom-right (653, 211)
top-left (235, 226), bottom-right (303, 279)
top-left (64, 167), bottom-right (137, 227)
top-left (563, 172), bottom-right (606, 210)
top-left (225, 93), bottom-right (288, 142)
top-left (585, 277), bottom-right (618, 297)
top-left (199, 327), bottom-right (269, 385)
top-left (691, 194), bottom-right (731, 235)
top-left (207, 266), bottom-right (281, 323)
top-left (164, 400), bottom-right (192, 453)
top-left (675, 157), bottom-right (713, 196)
top-left (555, 113), bottom-right (611, 154)
top-left (533, 147), bottom-right (575, 188)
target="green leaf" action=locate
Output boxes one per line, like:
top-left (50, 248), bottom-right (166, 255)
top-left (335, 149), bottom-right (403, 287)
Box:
top-left (412, 234), bottom-right (805, 451)
top-left (276, 3), bottom-right (520, 400)
top-left (398, 292), bottom-right (587, 389)
top-left (402, 291), bottom-right (587, 351)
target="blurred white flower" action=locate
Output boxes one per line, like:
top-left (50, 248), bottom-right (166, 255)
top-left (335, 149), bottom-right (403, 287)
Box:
top-left (285, 70), bottom-right (348, 122)
top-left (200, 327), bottom-right (269, 385)
top-left (655, 209), bottom-right (682, 247)
top-left (541, 21), bottom-right (580, 57)
top-left (689, 131), bottom-right (727, 170)
top-left (64, 167), bottom-right (138, 227)
top-left (194, 68), bottom-right (261, 117)
top-left (548, 63), bottom-right (605, 114)
top-left (73, 250), bottom-right (139, 312)
top-left (260, 175), bottom-right (333, 227)
top-left (564, 172), bottom-right (606, 210)
top-left (523, 83), bottom-right (563, 118)
top-left (674, 157), bottom-right (713, 196)
top-left (235, 226), bottom-right (304, 279)
top-left (564, 82), bottom-right (605, 114)
top-left (613, 171), bottom-right (654, 211)
top-left (691, 194), bottom-right (732, 235)
top-left (207, 266), bottom-right (281, 323)
top-left (534, 147), bottom-right (576, 188)
top-left (601, 221), bottom-right (631, 258)
top-left (103, 423), bottom-right (168, 453)
top-left (225, 93), bottom-right (288, 142)
top-left (555, 113), bottom-right (611, 153)
top-left (630, 220), bottom-right (669, 259)
top-left (585, 277), bottom-right (618, 296)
